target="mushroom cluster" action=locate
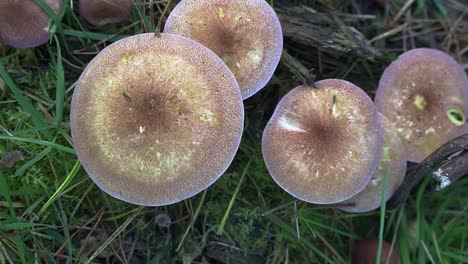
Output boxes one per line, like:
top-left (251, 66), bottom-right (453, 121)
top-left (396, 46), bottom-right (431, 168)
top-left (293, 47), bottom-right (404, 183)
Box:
top-left (0, 0), bottom-right (62, 48)
top-left (261, 86), bottom-right (410, 208)
top-left (261, 47), bottom-right (466, 212)
top-left (7, 0), bottom-right (466, 212)
top-left (69, 0), bottom-right (284, 205)
top-left (375, 48), bottom-right (468, 162)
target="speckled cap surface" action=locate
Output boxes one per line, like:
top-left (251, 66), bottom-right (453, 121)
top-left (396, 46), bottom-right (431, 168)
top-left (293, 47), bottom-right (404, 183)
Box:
top-left (262, 80), bottom-right (382, 204)
top-left (71, 33), bottom-right (244, 206)
top-left (338, 113), bottom-right (407, 213)
top-left (79, 0), bottom-right (133, 26)
top-left (0, 0), bottom-right (62, 48)
top-left (375, 48), bottom-right (468, 162)
top-left (164, 0), bottom-right (283, 99)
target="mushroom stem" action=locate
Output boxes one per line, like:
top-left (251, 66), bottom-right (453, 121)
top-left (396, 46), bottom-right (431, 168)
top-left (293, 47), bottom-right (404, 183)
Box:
top-left (388, 134), bottom-right (468, 208)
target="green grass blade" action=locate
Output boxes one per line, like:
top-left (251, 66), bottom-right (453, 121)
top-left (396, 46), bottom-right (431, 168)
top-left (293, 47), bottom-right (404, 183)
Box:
top-left (0, 62), bottom-right (52, 141)
top-left (0, 173), bottom-right (15, 216)
top-left (217, 160), bottom-right (251, 235)
top-left (0, 135), bottom-right (75, 154)
top-left (53, 35), bottom-right (65, 128)
top-left (38, 160), bottom-right (81, 216)
top-left (376, 167), bottom-right (388, 263)
top-left (62, 29), bottom-right (129, 42)
top-left (34, 0), bottom-right (64, 32)
top-left (0, 222), bottom-right (52, 230)
top-left (11, 236), bottom-right (26, 264)
top-left (14, 147), bottom-right (52, 177)
top-left (266, 214), bottom-right (334, 263)
top-left (86, 208), bottom-right (143, 263)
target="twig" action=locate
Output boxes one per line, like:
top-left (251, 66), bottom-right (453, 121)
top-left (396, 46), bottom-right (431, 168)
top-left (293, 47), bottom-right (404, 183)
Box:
top-left (432, 151), bottom-right (468, 191)
top-left (388, 134), bottom-right (468, 208)
top-left (281, 50), bottom-right (317, 87)
top-left (277, 5), bottom-right (381, 60)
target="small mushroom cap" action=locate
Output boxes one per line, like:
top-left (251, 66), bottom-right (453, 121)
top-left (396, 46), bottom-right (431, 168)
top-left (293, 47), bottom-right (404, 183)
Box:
top-left (338, 113), bottom-right (407, 213)
top-left (262, 80), bottom-right (382, 204)
top-left (375, 48), bottom-right (468, 163)
top-left (70, 33), bottom-right (244, 206)
top-left (0, 0), bottom-right (62, 48)
top-left (164, 0), bottom-right (283, 99)
top-left (352, 238), bottom-right (399, 264)
top-left (79, 0), bottom-right (133, 26)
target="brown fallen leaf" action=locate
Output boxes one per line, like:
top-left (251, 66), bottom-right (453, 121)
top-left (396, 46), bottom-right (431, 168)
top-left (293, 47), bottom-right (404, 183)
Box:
top-left (0, 150), bottom-right (24, 169)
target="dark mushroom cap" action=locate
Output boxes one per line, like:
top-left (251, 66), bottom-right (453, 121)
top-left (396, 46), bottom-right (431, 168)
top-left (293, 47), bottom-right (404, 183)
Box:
top-left (164, 0), bottom-right (283, 99)
top-left (352, 238), bottom-right (399, 264)
top-left (0, 0), bottom-right (62, 48)
top-left (71, 33), bottom-right (244, 206)
top-left (262, 80), bottom-right (382, 204)
top-left (375, 48), bottom-right (468, 162)
top-left (79, 0), bottom-right (133, 26)
top-left (338, 113), bottom-right (407, 213)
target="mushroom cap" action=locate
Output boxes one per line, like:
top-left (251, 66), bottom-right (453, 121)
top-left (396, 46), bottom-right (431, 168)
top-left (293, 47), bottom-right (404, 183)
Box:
top-left (338, 113), bottom-right (407, 213)
top-left (375, 48), bottom-right (468, 163)
top-left (262, 80), bottom-right (382, 204)
top-left (79, 0), bottom-right (133, 26)
top-left (0, 0), bottom-right (62, 48)
top-left (164, 0), bottom-right (283, 99)
top-left (352, 238), bottom-right (399, 264)
top-left (70, 33), bottom-right (244, 206)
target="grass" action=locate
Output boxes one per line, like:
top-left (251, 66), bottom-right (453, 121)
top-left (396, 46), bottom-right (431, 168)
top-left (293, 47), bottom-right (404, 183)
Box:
top-left (0, 0), bottom-right (467, 263)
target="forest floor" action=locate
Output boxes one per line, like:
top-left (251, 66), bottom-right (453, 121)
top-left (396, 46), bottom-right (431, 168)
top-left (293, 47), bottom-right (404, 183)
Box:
top-left (0, 0), bottom-right (467, 263)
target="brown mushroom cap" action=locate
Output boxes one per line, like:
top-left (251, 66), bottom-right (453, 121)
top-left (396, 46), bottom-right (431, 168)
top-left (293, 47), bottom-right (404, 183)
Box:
top-left (352, 238), bottom-right (399, 264)
top-left (79, 0), bottom-right (133, 26)
top-left (262, 80), bottom-right (382, 204)
top-left (70, 33), bottom-right (244, 206)
top-left (164, 0), bottom-right (283, 99)
top-left (0, 0), bottom-right (62, 48)
top-left (338, 113), bottom-right (407, 213)
top-left (375, 48), bottom-right (468, 163)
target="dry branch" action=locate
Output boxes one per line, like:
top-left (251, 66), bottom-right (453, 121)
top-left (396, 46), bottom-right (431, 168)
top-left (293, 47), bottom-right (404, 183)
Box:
top-left (277, 5), bottom-right (382, 60)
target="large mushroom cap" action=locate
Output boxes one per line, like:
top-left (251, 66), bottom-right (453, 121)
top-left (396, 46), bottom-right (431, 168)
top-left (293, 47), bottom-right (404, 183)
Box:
top-left (338, 113), bottom-right (407, 213)
top-left (71, 33), bottom-right (244, 206)
top-left (79, 0), bottom-right (133, 26)
top-left (262, 80), bottom-right (382, 204)
top-left (164, 0), bottom-right (283, 99)
top-left (375, 48), bottom-right (468, 163)
top-left (0, 0), bottom-right (62, 48)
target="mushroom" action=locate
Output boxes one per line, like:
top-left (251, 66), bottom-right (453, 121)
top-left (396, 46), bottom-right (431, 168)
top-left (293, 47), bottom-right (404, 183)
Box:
top-left (352, 237), bottom-right (399, 264)
top-left (338, 113), bottom-right (407, 213)
top-left (0, 0), bottom-right (62, 48)
top-left (164, 0), bottom-right (283, 100)
top-left (79, 0), bottom-right (133, 26)
top-left (375, 48), bottom-right (468, 162)
top-left (70, 33), bottom-right (244, 206)
top-left (262, 80), bottom-right (382, 204)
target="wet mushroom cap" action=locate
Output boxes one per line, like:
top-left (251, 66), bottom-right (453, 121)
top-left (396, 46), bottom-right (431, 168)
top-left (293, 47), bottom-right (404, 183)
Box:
top-left (375, 48), bottom-right (468, 163)
top-left (352, 238), bottom-right (399, 264)
top-left (70, 33), bottom-right (244, 206)
top-left (164, 0), bottom-right (283, 99)
top-left (79, 0), bottom-right (133, 26)
top-left (0, 0), bottom-right (62, 48)
top-left (262, 80), bottom-right (382, 204)
top-left (338, 113), bottom-right (407, 213)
